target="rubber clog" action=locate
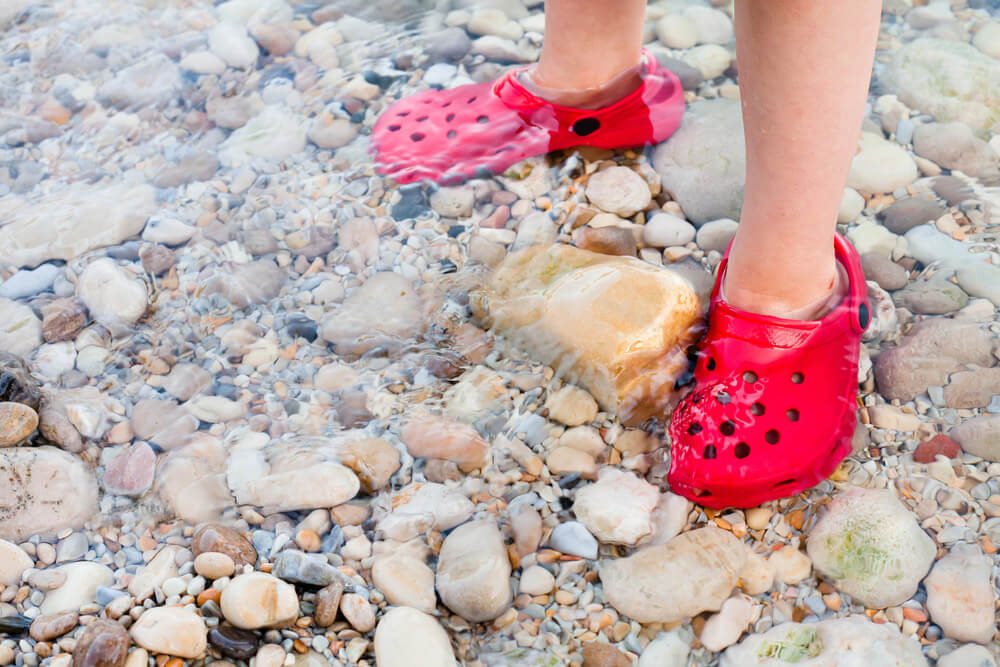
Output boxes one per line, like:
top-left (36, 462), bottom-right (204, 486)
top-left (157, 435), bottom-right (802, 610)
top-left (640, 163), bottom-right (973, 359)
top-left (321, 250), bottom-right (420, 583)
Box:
top-left (371, 51), bottom-right (684, 184)
top-left (667, 233), bottom-right (870, 509)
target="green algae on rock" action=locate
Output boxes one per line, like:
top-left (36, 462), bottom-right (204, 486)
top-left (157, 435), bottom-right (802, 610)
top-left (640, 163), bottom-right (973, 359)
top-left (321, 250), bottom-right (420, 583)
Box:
top-left (806, 488), bottom-right (935, 608)
top-left (471, 244), bottom-right (702, 425)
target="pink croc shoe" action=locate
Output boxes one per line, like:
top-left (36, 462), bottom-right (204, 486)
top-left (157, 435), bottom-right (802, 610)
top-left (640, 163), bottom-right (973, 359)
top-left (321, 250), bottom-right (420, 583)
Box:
top-left (667, 233), bottom-right (870, 509)
top-left (371, 51), bottom-right (684, 184)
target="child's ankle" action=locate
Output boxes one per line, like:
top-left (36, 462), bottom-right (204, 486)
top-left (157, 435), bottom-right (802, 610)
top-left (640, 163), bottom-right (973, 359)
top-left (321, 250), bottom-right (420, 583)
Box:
top-left (519, 60), bottom-right (644, 110)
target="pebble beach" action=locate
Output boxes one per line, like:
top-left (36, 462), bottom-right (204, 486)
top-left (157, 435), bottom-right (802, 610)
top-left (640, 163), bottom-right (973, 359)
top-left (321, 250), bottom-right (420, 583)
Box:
top-left (1, 0), bottom-right (1000, 665)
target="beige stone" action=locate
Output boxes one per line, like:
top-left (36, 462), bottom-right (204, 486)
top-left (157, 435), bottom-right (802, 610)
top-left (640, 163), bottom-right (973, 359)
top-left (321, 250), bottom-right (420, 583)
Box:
top-left (472, 245), bottom-right (700, 424)
top-left (544, 385), bottom-right (598, 426)
top-left (400, 416), bottom-right (491, 472)
top-left (600, 526), bottom-right (746, 623)
top-left (0, 539), bottom-right (32, 585)
top-left (0, 447), bottom-right (98, 541)
top-left (374, 607), bottom-right (457, 667)
top-left (220, 572), bottom-right (299, 629)
top-left (372, 554), bottom-right (437, 613)
top-left (545, 447), bottom-right (597, 476)
top-left (130, 606), bottom-right (207, 659)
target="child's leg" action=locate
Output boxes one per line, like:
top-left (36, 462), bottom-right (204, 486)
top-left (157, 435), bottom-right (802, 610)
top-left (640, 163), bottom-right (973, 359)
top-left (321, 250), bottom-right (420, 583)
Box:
top-left (529, 0), bottom-right (646, 97)
top-left (723, 0), bottom-right (882, 318)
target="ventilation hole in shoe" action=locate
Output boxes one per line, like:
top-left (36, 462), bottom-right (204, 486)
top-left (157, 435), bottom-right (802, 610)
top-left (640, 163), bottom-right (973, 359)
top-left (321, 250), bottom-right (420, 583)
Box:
top-left (387, 124), bottom-right (401, 132)
top-left (765, 429), bottom-right (781, 444)
top-left (703, 445), bottom-right (717, 459)
top-left (743, 370), bottom-right (758, 383)
top-left (696, 489), bottom-right (713, 498)
top-left (415, 116), bottom-right (429, 123)
top-left (476, 115), bottom-right (489, 124)
top-left (445, 113), bottom-right (455, 122)
top-left (410, 133), bottom-right (425, 142)
top-left (687, 422), bottom-right (703, 435)
top-left (442, 101), bottom-right (452, 108)
top-left (791, 372), bottom-right (805, 384)
top-left (786, 409), bottom-right (800, 422)
top-left (467, 96), bottom-right (477, 104)
top-left (716, 391), bottom-right (731, 405)
top-left (495, 147), bottom-right (512, 154)
top-left (774, 478), bottom-right (796, 487)
top-left (446, 130), bottom-right (457, 139)
top-left (691, 394), bottom-right (701, 404)
top-left (719, 420), bottom-right (736, 436)
top-left (706, 357), bottom-right (717, 371)
top-left (571, 117), bottom-right (601, 136)
top-left (397, 111), bottom-right (410, 117)
top-left (734, 442), bottom-right (750, 459)
top-left (750, 402), bottom-right (766, 416)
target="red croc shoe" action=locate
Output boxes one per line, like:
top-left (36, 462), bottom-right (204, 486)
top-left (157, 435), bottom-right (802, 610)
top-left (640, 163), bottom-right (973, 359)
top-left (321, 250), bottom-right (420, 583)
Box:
top-left (667, 233), bottom-right (870, 510)
top-left (371, 51), bottom-right (684, 184)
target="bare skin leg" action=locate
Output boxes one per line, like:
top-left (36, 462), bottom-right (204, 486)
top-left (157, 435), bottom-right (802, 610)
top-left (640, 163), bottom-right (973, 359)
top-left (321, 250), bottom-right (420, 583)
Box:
top-left (723, 0), bottom-right (882, 317)
top-left (529, 0), bottom-right (646, 103)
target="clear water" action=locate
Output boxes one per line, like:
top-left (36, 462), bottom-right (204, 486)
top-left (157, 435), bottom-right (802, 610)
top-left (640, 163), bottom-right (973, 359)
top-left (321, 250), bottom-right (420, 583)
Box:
top-left (1, 0), bottom-right (1000, 665)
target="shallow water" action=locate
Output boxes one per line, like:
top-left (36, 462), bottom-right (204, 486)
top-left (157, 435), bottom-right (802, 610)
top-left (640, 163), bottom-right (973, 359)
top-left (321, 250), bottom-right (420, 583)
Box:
top-left (1, 0), bottom-right (1000, 665)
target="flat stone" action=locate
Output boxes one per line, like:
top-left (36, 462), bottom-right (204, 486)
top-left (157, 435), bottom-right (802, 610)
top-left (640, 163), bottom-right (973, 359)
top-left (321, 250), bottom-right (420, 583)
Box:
top-left (0, 299), bottom-right (41, 357)
top-left (600, 526), bottom-right (745, 623)
top-left (847, 132), bottom-right (918, 194)
top-left (98, 54), bottom-right (181, 109)
top-left (0, 446), bottom-right (98, 541)
top-left (652, 99), bottom-right (744, 224)
top-left (937, 645), bottom-right (997, 667)
top-left (128, 545), bottom-right (180, 601)
top-left (372, 554), bottom-right (436, 613)
top-left (40, 562), bottom-right (112, 614)
top-left (883, 38), bottom-right (1000, 133)
top-left (861, 253), bottom-right (909, 291)
top-left (897, 275), bottom-right (968, 314)
top-left (130, 398), bottom-right (197, 451)
top-left (320, 272), bottom-right (425, 356)
top-left (472, 245), bottom-right (700, 425)
top-left (339, 593), bottom-right (375, 633)
top-left (942, 368), bottom-right (1000, 409)
top-left (720, 616), bottom-right (928, 666)
top-left (924, 543), bottom-right (995, 644)
top-left (913, 434), bottom-right (962, 463)
top-left (548, 521), bottom-right (599, 559)
top-left (880, 197), bottom-right (946, 235)
top-left (218, 107), bottom-right (306, 166)
top-left (638, 631), bottom-right (690, 667)
top-left (585, 166), bottom-right (652, 218)
top-left (102, 442), bottom-right (155, 496)
top-left (913, 121), bottom-right (999, 178)
top-left (573, 468), bottom-right (659, 546)
top-left (29, 610), bottom-right (78, 641)
top-left (695, 218), bottom-right (739, 253)
top-left (806, 488), bottom-right (935, 608)
top-left (0, 539), bottom-right (32, 586)
top-left (76, 259), bottom-right (148, 328)
top-left (131, 606), bottom-right (207, 659)
top-left (582, 643), bottom-right (630, 667)
top-left (0, 183), bottom-right (155, 269)
top-left (643, 213), bottom-right (696, 248)
top-left (400, 416), bottom-right (491, 472)
top-left (874, 318), bottom-right (995, 401)
top-left (191, 524), bottom-right (257, 569)
top-left (374, 607), bottom-right (457, 667)
top-left (272, 549), bottom-right (339, 587)
top-left (377, 482), bottom-right (475, 542)
top-left (950, 414), bottom-right (1000, 461)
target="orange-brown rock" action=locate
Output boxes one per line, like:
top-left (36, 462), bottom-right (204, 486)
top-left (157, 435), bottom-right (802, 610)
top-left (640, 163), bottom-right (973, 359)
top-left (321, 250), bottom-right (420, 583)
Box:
top-left (472, 244), bottom-right (702, 424)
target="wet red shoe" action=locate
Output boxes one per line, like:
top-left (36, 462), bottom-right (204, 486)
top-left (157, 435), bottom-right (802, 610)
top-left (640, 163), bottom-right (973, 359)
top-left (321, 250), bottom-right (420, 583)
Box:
top-left (371, 51), bottom-right (684, 184)
top-left (667, 233), bottom-right (870, 509)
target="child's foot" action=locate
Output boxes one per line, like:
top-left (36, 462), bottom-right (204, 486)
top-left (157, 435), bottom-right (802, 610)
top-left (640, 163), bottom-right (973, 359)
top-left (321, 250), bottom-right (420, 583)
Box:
top-left (666, 233), bottom-right (870, 509)
top-left (370, 51), bottom-right (684, 184)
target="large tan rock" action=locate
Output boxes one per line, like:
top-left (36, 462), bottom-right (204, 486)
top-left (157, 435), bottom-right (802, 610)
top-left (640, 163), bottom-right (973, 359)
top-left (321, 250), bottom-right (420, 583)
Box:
top-left (0, 447), bottom-right (98, 540)
top-left (599, 526), bottom-right (746, 623)
top-left (471, 245), bottom-right (701, 424)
